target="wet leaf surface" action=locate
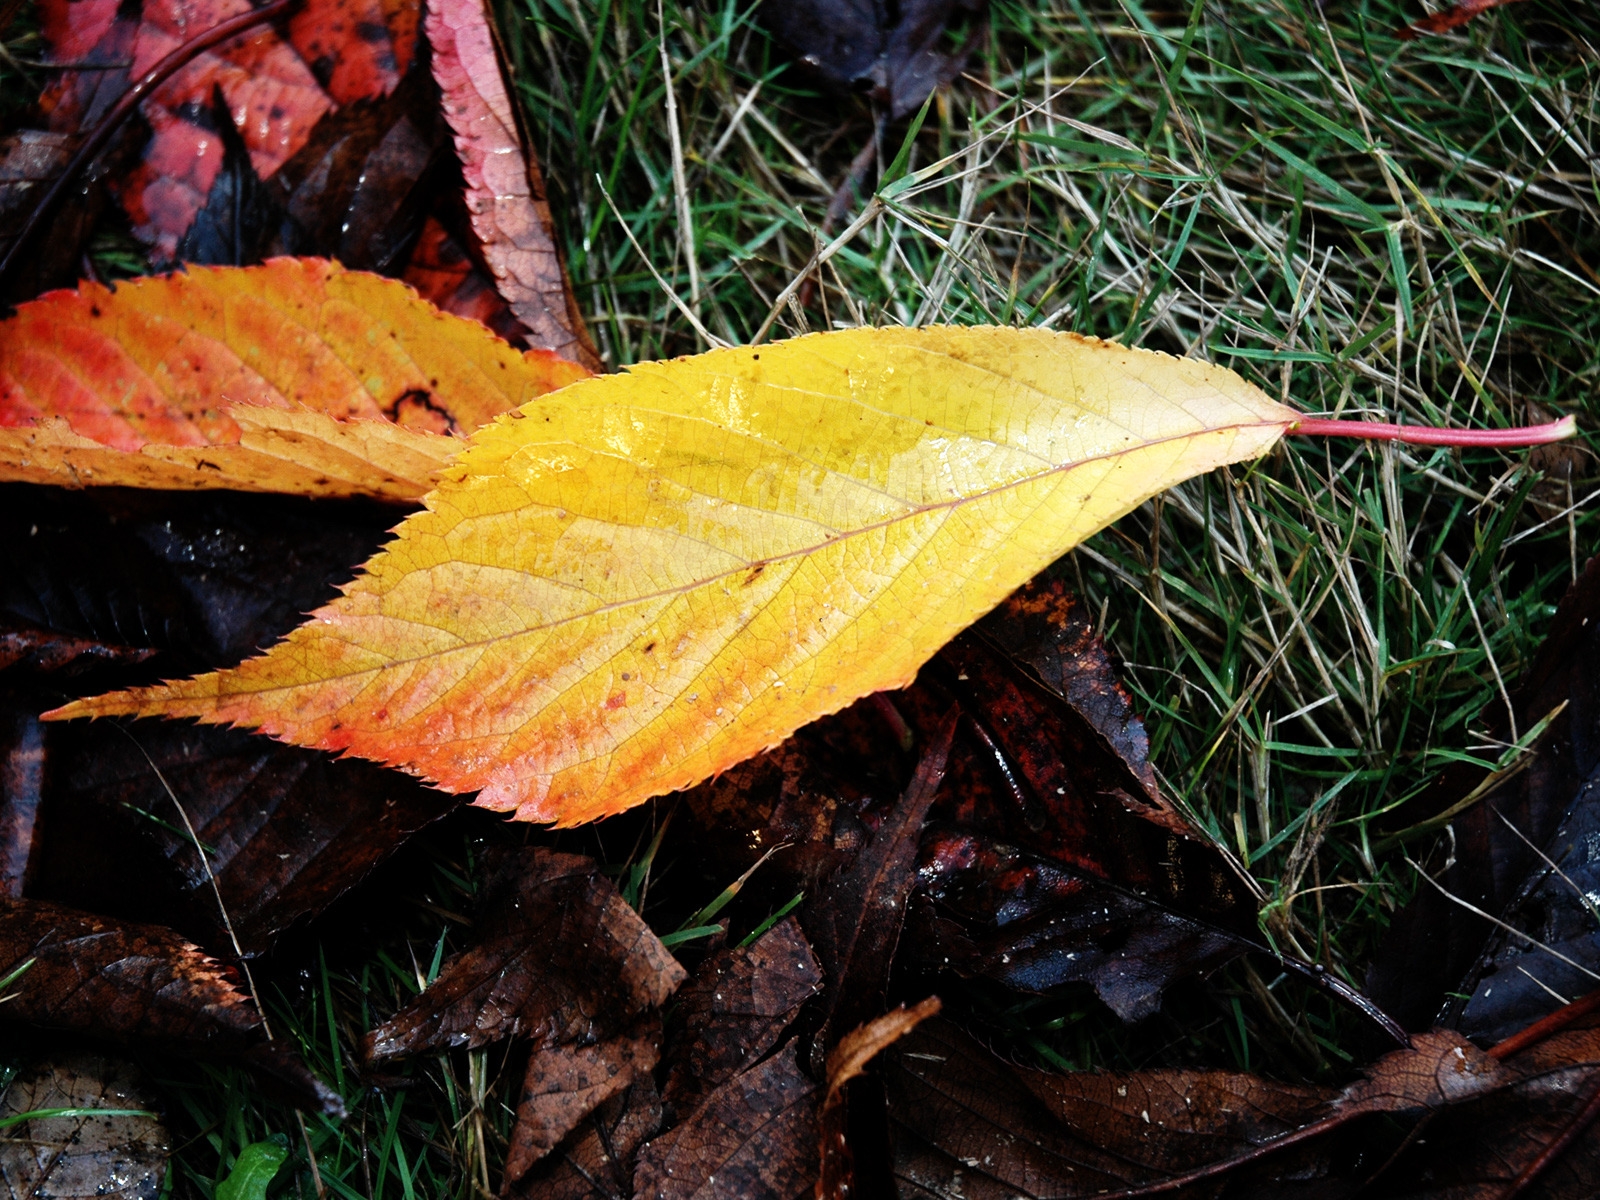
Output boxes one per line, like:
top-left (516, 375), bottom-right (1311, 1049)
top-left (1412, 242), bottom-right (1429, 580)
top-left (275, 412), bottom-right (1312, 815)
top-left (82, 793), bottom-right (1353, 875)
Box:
top-left (364, 846), bottom-right (686, 1059)
top-left (660, 916), bottom-right (823, 1116)
top-left (45, 720), bottom-right (458, 955)
top-left (507, 1076), bottom-right (663, 1200)
top-left (801, 714), bottom-right (954, 1067)
top-left (36, 0), bottom-right (417, 263)
top-left (0, 1052), bottom-right (169, 1200)
top-left (634, 1041), bottom-right (818, 1200)
top-left (504, 1014), bottom-right (662, 1181)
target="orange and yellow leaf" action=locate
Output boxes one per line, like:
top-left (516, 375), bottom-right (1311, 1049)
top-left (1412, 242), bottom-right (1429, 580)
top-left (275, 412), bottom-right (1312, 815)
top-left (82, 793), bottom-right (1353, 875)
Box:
top-left (0, 258), bottom-right (589, 499)
top-left (49, 327), bottom-right (1298, 824)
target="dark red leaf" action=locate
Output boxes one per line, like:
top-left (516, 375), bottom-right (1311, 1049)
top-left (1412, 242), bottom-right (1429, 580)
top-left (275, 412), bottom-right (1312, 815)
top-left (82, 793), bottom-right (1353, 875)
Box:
top-left (661, 916), bottom-right (823, 1116)
top-left (37, 0), bottom-right (417, 262)
top-left (402, 213), bottom-right (524, 343)
top-left (1400, 0), bottom-right (1530, 39)
top-left (634, 1041), bottom-right (819, 1200)
top-left (0, 617), bottom-right (157, 675)
top-left (363, 847), bottom-right (685, 1059)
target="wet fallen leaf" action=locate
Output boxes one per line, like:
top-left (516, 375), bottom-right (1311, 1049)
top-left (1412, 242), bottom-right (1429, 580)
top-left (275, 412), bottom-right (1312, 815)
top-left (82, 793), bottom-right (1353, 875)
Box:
top-left (0, 259), bottom-right (586, 499)
top-left (1370, 555), bottom-right (1600, 1035)
top-left (507, 1077), bottom-right (662, 1200)
top-left (56, 327), bottom-right (1297, 825)
top-left (427, 0), bottom-right (600, 368)
top-left (0, 896), bottom-right (340, 1113)
top-left (660, 916), bottom-right (823, 1116)
top-left (0, 1052), bottom-right (169, 1200)
top-left (263, 63), bottom-right (447, 273)
top-left (759, 0), bottom-right (988, 119)
top-left (37, 0), bottom-right (417, 262)
top-left (403, 213), bottom-right (524, 344)
top-left (46, 719), bottom-right (458, 955)
top-left (504, 1015), bottom-right (662, 1181)
top-left (363, 847), bottom-right (685, 1058)
top-left (0, 618), bottom-right (156, 675)
top-left (908, 829), bottom-right (1252, 1023)
top-left (1400, 0), bottom-right (1530, 39)
top-left (634, 1041), bottom-right (819, 1200)
top-left (802, 715), bottom-right (954, 1067)
top-left (0, 708), bottom-right (42, 900)
top-left (883, 1018), bottom-right (1549, 1197)
top-left (817, 996), bottom-right (941, 1200)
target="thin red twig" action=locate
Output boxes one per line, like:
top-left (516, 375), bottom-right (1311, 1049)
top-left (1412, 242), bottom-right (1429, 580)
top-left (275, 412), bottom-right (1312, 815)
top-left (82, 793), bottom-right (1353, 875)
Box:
top-left (1291, 414), bottom-right (1576, 448)
top-left (0, 0), bottom-right (298, 290)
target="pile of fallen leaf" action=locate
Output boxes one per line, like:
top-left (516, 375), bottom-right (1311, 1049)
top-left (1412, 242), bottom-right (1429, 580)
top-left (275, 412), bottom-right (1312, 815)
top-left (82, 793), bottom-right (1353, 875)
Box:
top-left (0, 0), bottom-right (1597, 1196)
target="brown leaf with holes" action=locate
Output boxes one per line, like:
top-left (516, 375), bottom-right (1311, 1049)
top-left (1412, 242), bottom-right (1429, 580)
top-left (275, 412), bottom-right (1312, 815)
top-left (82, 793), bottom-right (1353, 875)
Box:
top-left (634, 1041), bottom-right (819, 1200)
top-left (364, 847), bottom-right (684, 1059)
top-left (0, 1053), bottom-right (169, 1200)
top-left (661, 917), bottom-right (823, 1116)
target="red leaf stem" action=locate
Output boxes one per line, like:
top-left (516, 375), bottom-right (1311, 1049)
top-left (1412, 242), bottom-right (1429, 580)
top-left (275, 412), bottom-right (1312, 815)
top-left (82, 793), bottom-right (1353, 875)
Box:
top-left (1291, 414), bottom-right (1576, 448)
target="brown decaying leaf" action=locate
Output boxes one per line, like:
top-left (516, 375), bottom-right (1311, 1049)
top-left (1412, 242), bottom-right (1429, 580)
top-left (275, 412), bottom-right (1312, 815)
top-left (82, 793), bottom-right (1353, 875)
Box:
top-left (364, 847), bottom-right (685, 1059)
top-left (661, 916), bottom-right (824, 1117)
top-left (634, 1041), bottom-right (819, 1200)
top-left (1370, 554), bottom-right (1600, 1035)
top-left (47, 720), bottom-right (458, 955)
top-left (427, 0), bottom-right (600, 368)
top-left (504, 1015), bottom-right (663, 1182)
top-left (817, 997), bottom-right (942, 1200)
top-left (0, 896), bottom-right (262, 1049)
top-left (883, 1014), bottom-right (1600, 1198)
top-left (0, 1053), bottom-right (169, 1200)
top-left (507, 1077), bottom-right (663, 1200)
top-left (801, 713), bottom-right (956, 1069)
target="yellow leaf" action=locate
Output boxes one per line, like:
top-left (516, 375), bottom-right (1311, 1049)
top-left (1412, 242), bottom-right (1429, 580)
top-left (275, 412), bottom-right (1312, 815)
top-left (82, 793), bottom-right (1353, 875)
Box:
top-left (48, 327), bottom-right (1298, 824)
top-left (0, 258), bottom-right (588, 499)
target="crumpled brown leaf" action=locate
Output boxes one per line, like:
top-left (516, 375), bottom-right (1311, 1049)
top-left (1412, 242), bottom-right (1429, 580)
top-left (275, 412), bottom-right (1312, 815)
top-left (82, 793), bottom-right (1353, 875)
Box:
top-left (364, 847), bottom-right (685, 1059)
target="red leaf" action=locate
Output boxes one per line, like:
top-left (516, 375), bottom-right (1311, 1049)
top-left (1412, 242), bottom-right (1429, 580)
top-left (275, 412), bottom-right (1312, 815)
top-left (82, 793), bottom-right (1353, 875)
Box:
top-left (38, 0), bottom-right (417, 260)
top-left (1400, 0), bottom-right (1530, 39)
top-left (426, 0), bottom-right (600, 368)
